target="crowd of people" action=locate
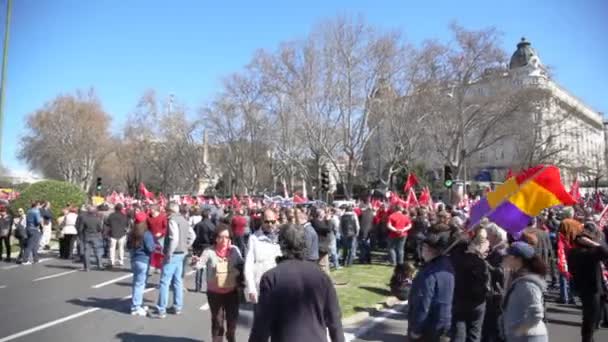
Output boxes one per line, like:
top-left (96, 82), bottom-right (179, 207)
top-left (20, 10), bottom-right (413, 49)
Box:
top-left (1, 195), bottom-right (608, 342)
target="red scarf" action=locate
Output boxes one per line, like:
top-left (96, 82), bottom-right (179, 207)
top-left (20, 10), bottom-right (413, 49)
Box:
top-left (215, 244), bottom-right (230, 258)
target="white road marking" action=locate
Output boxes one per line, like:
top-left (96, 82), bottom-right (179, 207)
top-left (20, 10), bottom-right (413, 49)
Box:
top-left (91, 274), bottom-right (133, 289)
top-left (0, 307), bottom-right (100, 342)
top-left (199, 303), bottom-right (209, 311)
top-left (1, 265), bottom-right (19, 270)
top-left (343, 301), bottom-right (407, 342)
top-left (37, 258), bottom-right (52, 263)
top-left (32, 270), bottom-right (79, 282)
top-left (0, 285), bottom-right (6, 289)
top-left (0, 287), bottom-right (157, 342)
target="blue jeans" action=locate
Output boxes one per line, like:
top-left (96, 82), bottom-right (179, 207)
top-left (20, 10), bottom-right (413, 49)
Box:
top-left (157, 253), bottom-right (185, 314)
top-left (131, 260), bottom-right (149, 311)
top-left (341, 236), bottom-right (357, 267)
top-left (23, 229), bottom-right (41, 262)
top-left (389, 237), bottom-right (406, 266)
top-left (358, 237), bottom-right (371, 264)
top-left (330, 235), bottom-right (340, 268)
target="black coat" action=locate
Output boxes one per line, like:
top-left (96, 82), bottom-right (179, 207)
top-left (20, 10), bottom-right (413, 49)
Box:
top-left (311, 218), bottom-right (332, 255)
top-left (568, 243), bottom-right (608, 296)
top-left (249, 259), bottom-right (344, 342)
top-left (192, 218), bottom-right (216, 252)
top-left (105, 212), bottom-right (129, 239)
top-left (78, 212), bottom-right (103, 238)
top-left (358, 209), bottom-right (374, 240)
top-left (449, 243), bottom-right (490, 319)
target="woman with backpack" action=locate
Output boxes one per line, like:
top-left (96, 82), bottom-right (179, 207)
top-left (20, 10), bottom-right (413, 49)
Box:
top-left (500, 242), bottom-right (548, 342)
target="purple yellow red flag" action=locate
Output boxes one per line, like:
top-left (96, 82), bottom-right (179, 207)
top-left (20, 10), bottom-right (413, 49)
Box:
top-left (469, 165), bottom-right (575, 235)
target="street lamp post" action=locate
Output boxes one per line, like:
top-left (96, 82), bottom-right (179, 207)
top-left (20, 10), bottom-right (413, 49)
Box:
top-left (0, 0), bottom-right (12, 167)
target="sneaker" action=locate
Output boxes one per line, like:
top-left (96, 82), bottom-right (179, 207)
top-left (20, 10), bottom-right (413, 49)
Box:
top-left (21, 261), bottom-right (32, 265)
top-left (168, 307), bottom-right (182, 315)
top-left (131, 307), bottom-right (148, 316)
top-left (148, 311), bottom-right (166, 319)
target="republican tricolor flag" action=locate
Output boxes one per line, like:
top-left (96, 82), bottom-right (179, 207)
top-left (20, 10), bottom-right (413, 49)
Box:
top-left (469, 165), bottom-right (575, 236)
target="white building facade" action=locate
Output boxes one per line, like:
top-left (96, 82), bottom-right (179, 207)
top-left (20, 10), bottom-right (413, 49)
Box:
top-left (468, 38), bottom-right (606, 184)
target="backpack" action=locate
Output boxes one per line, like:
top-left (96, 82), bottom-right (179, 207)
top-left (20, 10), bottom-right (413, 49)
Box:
top-left (340, 214), bottom-right (357, 238)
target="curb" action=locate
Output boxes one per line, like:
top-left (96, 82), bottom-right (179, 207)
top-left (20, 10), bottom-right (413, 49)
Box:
top-left (342, 295), bottom-right (403, 326)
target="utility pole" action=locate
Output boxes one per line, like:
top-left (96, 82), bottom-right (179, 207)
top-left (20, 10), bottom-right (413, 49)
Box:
top-left (0, 0), bottom-right (12, 167)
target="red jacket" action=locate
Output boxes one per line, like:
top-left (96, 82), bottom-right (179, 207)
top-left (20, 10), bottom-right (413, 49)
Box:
top-left (147, 214), bottom-right (167, 240)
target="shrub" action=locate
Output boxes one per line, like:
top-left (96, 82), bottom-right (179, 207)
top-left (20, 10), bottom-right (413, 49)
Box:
top-left (10, 180), bottom-right (87, 221)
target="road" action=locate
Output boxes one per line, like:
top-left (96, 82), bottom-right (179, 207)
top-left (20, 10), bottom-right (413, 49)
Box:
top-left (0, 251), bottom-right (605, 342)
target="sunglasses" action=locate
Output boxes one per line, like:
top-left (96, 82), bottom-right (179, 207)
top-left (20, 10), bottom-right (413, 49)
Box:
top-left (264, 220), bottom-right (277, 224)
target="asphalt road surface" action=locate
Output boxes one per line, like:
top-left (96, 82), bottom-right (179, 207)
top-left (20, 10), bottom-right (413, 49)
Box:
top-left (1, 251), bottom-right (606, 342)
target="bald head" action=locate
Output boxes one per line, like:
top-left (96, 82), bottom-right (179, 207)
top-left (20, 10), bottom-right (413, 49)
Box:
top-left (263, 209), bottom-right (278, 231)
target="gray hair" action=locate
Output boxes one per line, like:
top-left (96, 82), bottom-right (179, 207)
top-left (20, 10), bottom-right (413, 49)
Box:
top-left (562, 207), bottom-right (574, 218)
top-left (485, 223), bottom-right (508, 244)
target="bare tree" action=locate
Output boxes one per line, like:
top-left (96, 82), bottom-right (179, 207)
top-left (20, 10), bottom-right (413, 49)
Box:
top-left (19, 89), bottom-right (111, 192)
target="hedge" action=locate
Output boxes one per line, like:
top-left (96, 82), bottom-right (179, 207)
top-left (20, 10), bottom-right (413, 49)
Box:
top-left (10, 180), bottom-right (87, 221)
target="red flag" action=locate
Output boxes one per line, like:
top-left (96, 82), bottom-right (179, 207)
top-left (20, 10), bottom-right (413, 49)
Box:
top-left (139, 182), bottom-right (155, 199)
top-left (405, 188), bottom-right (418, 208)
top-left (403, 172), bottom-right (419, 193)
top-left (569, 178), bottom-right (582, 203)
top-left (418, 187), bottom-right (431, 206)
top-left (293, 194), bottom-right (306, 204)
top-left (505, 168), bottom-right (514, 180)
top-left (593, 192), bottom-right (604, 213)
top-left (231, 195), bottom-right (241, 208)
top-left (158, 193), bottom-right (167, 208)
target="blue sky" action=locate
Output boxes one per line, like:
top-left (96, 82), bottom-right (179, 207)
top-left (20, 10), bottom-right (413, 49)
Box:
top-left (2, 0), bottom-right (607, 172)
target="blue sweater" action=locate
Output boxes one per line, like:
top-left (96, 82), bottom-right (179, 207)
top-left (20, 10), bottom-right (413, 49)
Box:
top-left (408, 255), bottom-right (454, 338)
top-left (129, 231), bottom-right (155, 263)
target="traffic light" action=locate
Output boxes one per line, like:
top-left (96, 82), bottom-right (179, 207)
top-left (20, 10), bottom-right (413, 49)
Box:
top-left (443, 165), bottom-right (453, 188)
top-left (321, 169), bottom-right (330, 191)
top-left (96, 177), bottom-right (102, 192)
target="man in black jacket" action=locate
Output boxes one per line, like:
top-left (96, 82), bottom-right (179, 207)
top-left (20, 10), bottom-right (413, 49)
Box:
top-left (105, 203), bottom-right (129, 267)
top-left (249, 223), bottom-right (344, 342)
top-left (310, 208), bottom-right (332, 275)
top-left (358, 206), bottom-right (374, 264)
top-left (568, 227), bottom-right (608, 342)
top-left (78, 205), bottom-right (104, 271)
top-left (192, 209), bottom-right (216, 292)
top-left (0, 207), bottom-right (12, 261)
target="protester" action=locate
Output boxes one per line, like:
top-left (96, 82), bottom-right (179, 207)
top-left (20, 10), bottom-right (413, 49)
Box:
top-left (501, 242), bottom-right (548, 342)
top-left (105, 203), bottom-right (129, 267)
top-left (450, 231), bottom-right (490, 342)
top-left (147, 205), bottom-right (168, 273)
top-left (22, 201), bottom-right (43, 265)
top-left (231, 208), bottom-right (249, 258)
top-left (339, 205), bottom-right (359, 267)
top-left (12, 208), bottom-right (27, 262)
top-left (59, 206), bottom-right (79, 259)
top-left (78, 205), bottom-right (104, 271)
top-left (358, 205), bottom-right (375, 264)
top-left (408, 231), bottom-right (454, 341)
top-left (567, 224), bottom-right (608, 342)
top-left (244, 209), bottom-right (282, 303)
top-left (39, 201), bottom-right (53, 251)
top-left (127, 220), bottom-right (155, 316)
top-left (310, 207), bottom-right (332, 274)
top-left (386, 206), bottom-right (411, 266)
top-left (189, 206), bottom-right (203, 227)
top-left (150, 202), bottom-right (195, 319)
top-left (193, 224), bottom-right (243, 342)
top-left (557, 207), bottom-right (583, 304)
top-left (192, 208), bottom-right (217, 292)
top-left (328, 207), bottom-right (342, 269)
top-left (248, 223), bottom-right (344, 342)
top-left (482, 223), bottom-right (509, 342)
top-left (296, 208), bottom-right (319, 263)
top-left (0, 207), bottom-right (12, 261)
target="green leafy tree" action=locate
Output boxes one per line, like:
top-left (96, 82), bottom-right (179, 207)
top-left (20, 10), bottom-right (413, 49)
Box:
top-left (11, 180), bottom-right (87, 220)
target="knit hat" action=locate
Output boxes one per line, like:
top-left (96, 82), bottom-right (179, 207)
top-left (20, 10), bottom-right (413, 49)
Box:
top-left (506, 241), bottom-right (536, 260)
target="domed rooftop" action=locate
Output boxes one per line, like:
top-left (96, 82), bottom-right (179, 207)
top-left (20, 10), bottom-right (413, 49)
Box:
top-left (509, 37), bottom-right (540, 69)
